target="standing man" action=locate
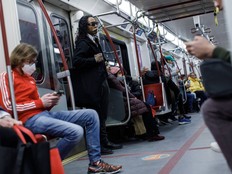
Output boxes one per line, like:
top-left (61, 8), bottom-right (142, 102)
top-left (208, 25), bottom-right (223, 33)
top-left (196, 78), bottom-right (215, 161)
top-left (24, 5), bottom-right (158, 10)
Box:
top-left (72, 15), bottom-right (122, 155)
top-left (185, 0), bottom-right (232, 170)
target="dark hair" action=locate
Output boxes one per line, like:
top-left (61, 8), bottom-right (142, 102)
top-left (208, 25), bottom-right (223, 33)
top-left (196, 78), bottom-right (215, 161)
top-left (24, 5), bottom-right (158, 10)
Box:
top-left (75, 15), bottom-right (93, 43)
top-left (151, 61), bottom-right (161, 71)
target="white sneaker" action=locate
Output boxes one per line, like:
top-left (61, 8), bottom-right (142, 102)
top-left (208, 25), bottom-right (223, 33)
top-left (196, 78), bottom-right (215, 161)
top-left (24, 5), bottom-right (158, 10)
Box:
top-left (210, 142), bottom-right (221, 153)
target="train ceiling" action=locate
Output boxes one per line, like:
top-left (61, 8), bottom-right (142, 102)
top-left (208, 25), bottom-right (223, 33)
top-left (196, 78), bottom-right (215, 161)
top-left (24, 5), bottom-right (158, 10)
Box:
top-left (127, 0), bottom-right (229, 50)
top-left (127, 0), bottom-right (214, 22)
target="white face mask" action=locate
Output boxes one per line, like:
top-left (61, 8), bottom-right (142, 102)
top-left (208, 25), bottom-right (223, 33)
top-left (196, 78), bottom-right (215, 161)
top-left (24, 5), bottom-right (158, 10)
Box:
top-left (22, 63), bottom-right (36, 76)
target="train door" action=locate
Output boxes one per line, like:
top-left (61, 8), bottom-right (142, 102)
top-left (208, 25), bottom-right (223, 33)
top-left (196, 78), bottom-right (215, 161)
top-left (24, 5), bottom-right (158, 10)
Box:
top-left (16, 0), bottom-right (86, 158)
top-left (16, 0), bottom-right (74, 111)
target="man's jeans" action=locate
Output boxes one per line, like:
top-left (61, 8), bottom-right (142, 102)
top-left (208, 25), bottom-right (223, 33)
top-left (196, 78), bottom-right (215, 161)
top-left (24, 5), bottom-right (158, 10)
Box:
top-left (24, 109), bottom-right (101, 163)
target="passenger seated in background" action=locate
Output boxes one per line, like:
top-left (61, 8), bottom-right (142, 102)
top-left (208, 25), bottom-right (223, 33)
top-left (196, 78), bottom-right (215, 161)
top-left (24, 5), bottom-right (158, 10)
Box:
top-left (107, 66), bottom-right (165, 141)
top-left (143, 60), bottom-right (191, 125)
top-left (178, 75), bottom-right (196, 113)
top-left (185, 72), bottom-right (207, 107)
top-left (0, 43), bottom-right (122, 174)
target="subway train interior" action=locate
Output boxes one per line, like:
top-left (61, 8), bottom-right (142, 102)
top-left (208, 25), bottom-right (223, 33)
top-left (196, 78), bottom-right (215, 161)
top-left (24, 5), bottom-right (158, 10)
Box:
top-left (0, 0), bottom-right (232, 173)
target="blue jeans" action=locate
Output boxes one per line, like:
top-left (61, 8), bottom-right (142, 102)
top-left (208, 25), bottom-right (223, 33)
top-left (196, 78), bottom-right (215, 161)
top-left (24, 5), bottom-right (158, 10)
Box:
top-left (24, 109), bottom-right (101, 163)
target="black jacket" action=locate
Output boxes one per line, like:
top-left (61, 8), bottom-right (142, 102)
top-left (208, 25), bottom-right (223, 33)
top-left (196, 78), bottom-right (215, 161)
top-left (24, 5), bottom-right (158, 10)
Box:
top-left (72, 37), bottom-right (108, 106)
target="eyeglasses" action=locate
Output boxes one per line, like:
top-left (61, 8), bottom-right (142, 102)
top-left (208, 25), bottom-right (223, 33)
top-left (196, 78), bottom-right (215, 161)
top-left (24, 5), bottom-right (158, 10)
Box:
top-left (88, 22), bottom-right (99, 26)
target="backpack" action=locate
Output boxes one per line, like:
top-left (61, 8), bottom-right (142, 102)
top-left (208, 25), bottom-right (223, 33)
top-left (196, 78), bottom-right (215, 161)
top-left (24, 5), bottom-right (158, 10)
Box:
top-left (146, 90), bottom-right (156, 106)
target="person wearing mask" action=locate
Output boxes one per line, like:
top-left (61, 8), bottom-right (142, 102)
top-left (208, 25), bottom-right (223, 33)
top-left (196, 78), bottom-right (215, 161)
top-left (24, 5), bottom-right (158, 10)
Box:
top-left (0, 43), bottom-right (122, 173)
top-left (72, 15), bottom-right (122, 155)
top-left (185, 0), bottom-right (232, 169)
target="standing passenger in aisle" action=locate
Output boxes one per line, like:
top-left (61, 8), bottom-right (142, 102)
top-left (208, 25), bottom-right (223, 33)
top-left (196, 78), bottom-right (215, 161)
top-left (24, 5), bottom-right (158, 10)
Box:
top-left (72, 15), bottom-right (122, 155)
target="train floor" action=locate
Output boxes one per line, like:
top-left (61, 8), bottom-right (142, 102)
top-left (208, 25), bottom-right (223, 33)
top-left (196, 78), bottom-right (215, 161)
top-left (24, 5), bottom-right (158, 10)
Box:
top-left (64, 112), bottom-right (231, 174)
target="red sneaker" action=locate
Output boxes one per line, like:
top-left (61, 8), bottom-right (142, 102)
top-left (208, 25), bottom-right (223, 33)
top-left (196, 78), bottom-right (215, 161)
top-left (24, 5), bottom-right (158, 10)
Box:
top-left (88, 160), bottom-right (122, 174)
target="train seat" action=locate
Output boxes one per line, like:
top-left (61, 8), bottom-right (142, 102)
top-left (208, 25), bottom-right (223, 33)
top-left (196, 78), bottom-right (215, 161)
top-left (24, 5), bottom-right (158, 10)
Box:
top-left (106, 88), bottom-right (128, 126)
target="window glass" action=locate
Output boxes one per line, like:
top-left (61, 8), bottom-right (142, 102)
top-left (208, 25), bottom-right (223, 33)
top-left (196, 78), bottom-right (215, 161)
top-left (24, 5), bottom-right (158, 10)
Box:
top-left (99, 35), bottom-right (122, 66)
top-left (17, 3), bottom-right (44, 83)
top-left (51, 15), bottom-right (72, 74)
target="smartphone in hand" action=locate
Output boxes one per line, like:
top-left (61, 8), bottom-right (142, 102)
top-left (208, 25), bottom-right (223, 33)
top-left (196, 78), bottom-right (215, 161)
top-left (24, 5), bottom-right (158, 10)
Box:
top-left (53, 90), bottom-right (64, 96)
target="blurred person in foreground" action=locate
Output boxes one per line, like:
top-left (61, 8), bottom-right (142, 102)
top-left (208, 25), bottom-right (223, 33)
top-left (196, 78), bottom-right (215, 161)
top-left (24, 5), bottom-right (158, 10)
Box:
top-left (185, 0), bottom-right (232, 170)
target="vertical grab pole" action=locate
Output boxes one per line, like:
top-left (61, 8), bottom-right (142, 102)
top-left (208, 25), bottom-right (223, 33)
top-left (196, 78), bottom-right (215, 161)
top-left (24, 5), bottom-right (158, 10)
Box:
top-left (98, 18), bottom-right (131, 123)
top-left (147, 38), bottom-right (161, 78)
top-left (37, 0), bottom-right (75, 110)
top-left (0, 0), bottom-right (18, 120)
top-left (133, 26), bottom-right (145, 101)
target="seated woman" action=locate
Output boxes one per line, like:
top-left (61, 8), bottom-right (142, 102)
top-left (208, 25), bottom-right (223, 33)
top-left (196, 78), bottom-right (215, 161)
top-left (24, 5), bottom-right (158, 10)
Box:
top-left (107, 66), bottom-right (165, 141)
top-left (185, 72), bottom-right (207, 107)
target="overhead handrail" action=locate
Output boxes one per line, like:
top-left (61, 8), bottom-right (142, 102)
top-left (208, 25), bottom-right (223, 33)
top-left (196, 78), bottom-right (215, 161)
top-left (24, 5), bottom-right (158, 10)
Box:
top-left (132, 26), bottom-right (146, 102)
top-left (173, 60), bottom-right (182, 77)
top-left (0, 0), bottom-right (18, 120)
top-left (153, 24), bottom-right (167, 108)
top-left (37, 0), bottom-right (75, 110)
top-left (182, 54), bottom-right (188, 78)
top-left (189, 61), bottom-right (196, 74)
top-left (156, 24), bottom-right (171, 80)
top-left (146, 37), bottom-right (162, 82)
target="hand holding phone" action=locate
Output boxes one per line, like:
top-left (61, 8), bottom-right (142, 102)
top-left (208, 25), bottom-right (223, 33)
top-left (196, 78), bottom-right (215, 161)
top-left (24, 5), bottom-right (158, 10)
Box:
top-left (53, 90), bottom-right (64, 96)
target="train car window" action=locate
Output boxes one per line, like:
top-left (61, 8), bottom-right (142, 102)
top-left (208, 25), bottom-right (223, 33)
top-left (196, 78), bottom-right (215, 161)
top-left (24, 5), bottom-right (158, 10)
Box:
top-left (17, 3), bottom-right (44, 83)
top-left (99, 34), bottom-right (130, 75)
top-left (50, 15), bottom-right (72, 75)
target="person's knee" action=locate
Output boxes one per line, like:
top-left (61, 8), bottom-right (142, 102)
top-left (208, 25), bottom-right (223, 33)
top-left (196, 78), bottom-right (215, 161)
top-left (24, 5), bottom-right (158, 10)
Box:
top-left (201, 99), bottom-right (210, 114)
top-left (86, 109), bottom-right (99, 123)
top-left (69, 126), bottom-right (84, 142)
top-left (201, 99), bottom-right (214, 122)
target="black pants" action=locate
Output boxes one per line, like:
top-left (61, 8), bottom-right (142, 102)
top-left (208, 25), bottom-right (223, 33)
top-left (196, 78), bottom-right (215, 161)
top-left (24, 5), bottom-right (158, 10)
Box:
top-left (202, 98), bottom-right (232, 171)
top-left (87, 80), bottom-right (110, 146)
top-left (194, 90), bottom-right (207, 106)
top-left (142, 103), bottom-right (160, 138)
top-left (0, 127), bottom-right (18, 148)
top-left (167, 79), bottom-right (185, 115)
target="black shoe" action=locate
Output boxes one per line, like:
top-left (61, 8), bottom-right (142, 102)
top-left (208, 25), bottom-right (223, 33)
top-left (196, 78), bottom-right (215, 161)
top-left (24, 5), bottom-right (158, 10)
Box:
top-left (169, 115), bottom-right (177, 121)
top-left (148, 135), bottom-right (165, 142)
top-left (101, 147), bottom-right (113, 155)
top-left (183, 114), bottom-right (191, 119)
top-left (103, 141), bottom-right (123, 150)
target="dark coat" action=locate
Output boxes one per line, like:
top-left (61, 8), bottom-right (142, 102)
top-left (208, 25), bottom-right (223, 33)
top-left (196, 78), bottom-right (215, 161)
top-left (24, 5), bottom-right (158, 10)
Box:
top-left (107, 73), bottom-right (148, 117)
top-left (125, 76), bottom-right (142, 99)
top-left (72, 37), bottom-right (108, 106)
top-left (143, 70), bottom-right (164, 85)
